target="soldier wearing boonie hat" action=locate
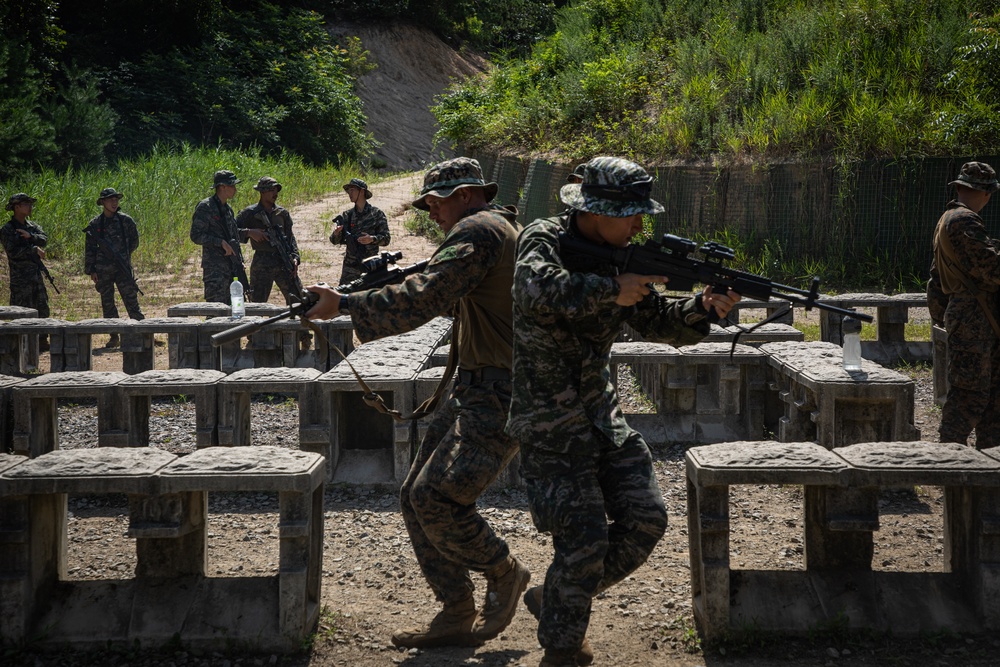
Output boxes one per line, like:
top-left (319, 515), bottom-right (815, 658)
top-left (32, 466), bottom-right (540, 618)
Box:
top-left (190, 170), bottom-right (252, 303)
top-left (1, 192), bottom-right (51, 334)
top-left (329, 176), bottom-right (390, 284)
top-left (565, 163), bottom-right (586, 184)
top-left (506, 156), bottom-right (739, 667)
top-left (303, 156), bottom-right (528, 649)
top-left (84, 187), bottom-right (144, 341)
top-left (929, 161), bottom-right (1000, 449)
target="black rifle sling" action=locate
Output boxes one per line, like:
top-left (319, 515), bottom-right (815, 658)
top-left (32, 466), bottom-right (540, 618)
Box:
top-left (935, 223), bottom-right (1000, 338)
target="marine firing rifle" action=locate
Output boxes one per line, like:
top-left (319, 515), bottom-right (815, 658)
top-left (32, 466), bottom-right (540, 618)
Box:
top-left (83, 226), bottom-right (144, 295)
top-left (210, 250), bottom-right (429, 346)
top-left (558, 231), bottom-right (874, 324)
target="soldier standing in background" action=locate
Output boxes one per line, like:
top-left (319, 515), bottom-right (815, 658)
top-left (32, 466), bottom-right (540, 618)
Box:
top-left (506, 157), bottom-right (739, 667)
top-left (329, 178), bottom-right (390, 285)
top-left (929, 161), bottom-right (1000, 448)
top-left (306, 158), bottom-right (529, 651)
top-left (1, 192), bottom-right (50, 350)
top-left (85, 187), bottom-right (144, 348)
top-left (190, 170), bottom-right (250, 304)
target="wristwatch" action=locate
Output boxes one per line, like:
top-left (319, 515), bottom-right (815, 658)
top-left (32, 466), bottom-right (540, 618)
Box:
top-left (339, 295), bottom-right (350, 313)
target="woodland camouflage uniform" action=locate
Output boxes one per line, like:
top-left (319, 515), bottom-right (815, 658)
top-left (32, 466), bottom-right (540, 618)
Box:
top-left (329, 178), bottom-right (390, 285)
top-left (928, 161), bottom-right (1000, 448)
top-left (190, 170), bottom-right (249, 303)
top-left (341, 158), bottom-right (525, 648)
top-left (236, 177), bottom-right (302, 303)
top-left (0, 193), bottom-right (50, 318)
top-left (507, 157), bottom-right (716, 663)
top-left (85, 188), bottom-right (144, 320)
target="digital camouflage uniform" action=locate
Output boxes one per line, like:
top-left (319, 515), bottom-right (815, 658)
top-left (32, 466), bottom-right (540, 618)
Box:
top-left (236, 201), bottom-right (301, 302)
top-left (1, 196), bottom-right (50, 318)
top-left (929, 162), bottom-right (1000, 448)
top-left (190, 172), bottom-right (249, 304)
top-left (506, 158), bottom-right (713, 659)
top-left (330, 201), bottom-right (390, 285)
top-left (85, 200), bottom-right (144, 320)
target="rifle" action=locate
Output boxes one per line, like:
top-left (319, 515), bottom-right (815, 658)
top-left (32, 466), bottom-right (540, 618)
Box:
top-left (225, 244), bottom-right (252, 300)
top-left (261, 215), bottom-right (304, 295)
top-left (558, 231), bottom-right (874, 324)
top-left (84, 226), bottom-right (144, 295)
top-left (211, 250), bottom-right (429, 346)
top-left (15, 232), bottom-right (60, 294)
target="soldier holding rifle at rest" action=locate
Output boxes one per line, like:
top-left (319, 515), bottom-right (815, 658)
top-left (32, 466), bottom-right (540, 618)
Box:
top-left (507, 156), bottom-right (739, 667)
top-left (85, 187), bottom-right (144, 348)
top-left (190, 170), bottom-right (251, 304)
top-left (306, 158), bottom-right (530, 651)
top-left (1, 192), bottom-right (50, 350)
top-left (329, 177), bottom-right (390, 285)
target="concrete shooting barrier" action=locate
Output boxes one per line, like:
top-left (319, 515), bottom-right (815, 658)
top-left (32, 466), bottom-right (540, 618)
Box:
top-left (119, 368), bottom-right (227, 449)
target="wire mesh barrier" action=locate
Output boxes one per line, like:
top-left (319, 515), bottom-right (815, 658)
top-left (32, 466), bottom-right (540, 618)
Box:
top-left (468, 151), bottom-right (1000, 285)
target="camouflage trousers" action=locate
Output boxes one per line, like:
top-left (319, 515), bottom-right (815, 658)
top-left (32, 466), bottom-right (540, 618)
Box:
top-left (337, 252), bottom-right (373, 287)
top-left (9, 270), bottom-right (49, 318)
top-left (93, 263), bottom-right (143, 320)
top-left (202, 259), bottom-right (239, 305)
top-left (399, 379), bottom-right (518, 606)
top-left (249, 255), bottom-right (300, 304)
top-left (521, 432), bottom-right (667, 652)
top-left (941, 295), bottom-right (1000, 448)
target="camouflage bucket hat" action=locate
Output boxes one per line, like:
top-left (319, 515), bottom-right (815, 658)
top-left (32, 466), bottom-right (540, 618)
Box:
top-left (559, 156), bottom-right (664, 217)
top-left (949, 161), bottom-right (999, 193)
top-left (566, 163), bottom-right (587, 183)
top-left (343, 177), bottom-right (372, 199)
top-left (254, 176), bottom-right (282, 192)
top-left (6, 192), bottom-right (37, 211)
top-left (411, 157), bottom-right (498, 211)
top-left (213, 170), bottom-right (241, 188)
top-left (96, 187), bottom-right (124, 205)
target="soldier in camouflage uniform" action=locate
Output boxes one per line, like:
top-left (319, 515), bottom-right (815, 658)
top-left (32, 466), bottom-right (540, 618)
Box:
top-left (85, 188), bottom-right (144, 347)
top-left (329, 178), bottom-right (390, 285)
top-left (1, 193), bottom-right (50, 351)
top-left (928, 161), bottom-right (1000, 448)
top-left (306, 158), bottom-right (530, 650)
top-left (190, 170), bottom-right (251, 304)
top-left (506, 157), bottom-right (739, 667)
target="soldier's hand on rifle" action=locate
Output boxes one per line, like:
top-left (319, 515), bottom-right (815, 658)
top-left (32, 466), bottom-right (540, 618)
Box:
top-left (614, 273), bottom-right (669, 306)
top-left (36, 247), bottom-right (46, 259)
top-left (357, 233), bottom-right (374, 245)
top-left (246, 229), bottom-right (267, 242)
top-left (303, 283), bottom-right (343, 320)
top-left (330, 225), bottom-right (344, 244)
top-left (701, 286), bottom-right (741, 319)
top-left (16, 229), bottom-right (31, 239)
top-left (221, 240), bottom-right (236, 256)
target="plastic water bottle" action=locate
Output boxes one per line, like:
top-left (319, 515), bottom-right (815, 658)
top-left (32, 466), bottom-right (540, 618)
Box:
top-left (841, 316), bottom-right (862, 371)
top-left (230, 277), bottom-right (245, 319)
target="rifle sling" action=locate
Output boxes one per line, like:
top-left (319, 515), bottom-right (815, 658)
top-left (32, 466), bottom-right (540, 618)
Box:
top-left (936, 225), bottom-right (1000, 338)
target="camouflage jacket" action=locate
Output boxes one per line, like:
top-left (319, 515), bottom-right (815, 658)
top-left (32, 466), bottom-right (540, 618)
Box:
top-left (330, 203), bottom-right (390, 260)
top-left (84, 211), bottom-right (139, 274)
top-left (505, 213), bottom-right (711, 454)
top-left (1, 216), bottom-right (48, 272)
top-left (929, 200), bottom-right (1000, 323)
top-left (346, 205), bottom-right (517, 371)
top-left (190, 194), bottom-right (248, 268)
top-left (236, 203), bottom-right (299, 262)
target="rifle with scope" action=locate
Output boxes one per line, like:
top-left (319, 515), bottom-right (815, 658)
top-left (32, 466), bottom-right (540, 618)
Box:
top-left (210, 250), bottom-right (429, 347)
top-left (558, 231), bottom-right (874, 323)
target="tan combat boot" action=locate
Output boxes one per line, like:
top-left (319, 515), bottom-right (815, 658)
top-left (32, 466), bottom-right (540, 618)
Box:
top-left (473, 555), bottom-right (531, 641)
top-left (524, 586), bottom-right (594, 666)
top-left (391, 596), bottom-right (482, 649)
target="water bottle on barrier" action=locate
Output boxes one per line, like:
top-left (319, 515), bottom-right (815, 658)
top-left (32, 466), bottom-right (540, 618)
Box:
top-left (841, 316), bottom-right (862, 371)
top-left (230, 277), bottom-right (245, 319)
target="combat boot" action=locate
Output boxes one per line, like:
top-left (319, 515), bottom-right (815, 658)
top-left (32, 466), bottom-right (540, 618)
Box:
top-left (540, 648), bottom-right (580, 667)
top-left (391, 596), bottom-right (482, 649)
top-left (473, 555), bottom-right (530, 641)
top-left (524, 586), bottom-right (594, 665)
top-left (105, 333), bottom-right (120, 348)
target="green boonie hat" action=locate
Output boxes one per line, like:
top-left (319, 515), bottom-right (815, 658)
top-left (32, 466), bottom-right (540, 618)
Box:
top-left (254, 176), bottom-right (282, 192)
top-left (96, 187), bottom-right (124, 206)
top-left (566, 163), bottom-right (586, 183)
top-left (5, 192), bottom-right (36, 211)
top-left (949, 161), bottom-right (999, 193)
top-left (559, 156), bottom-right (663, 217)
top-left (213, 170), bottom-right (241, 188)
top-left (411, 157), bottom-right (498, 211)
top-left (343, 177), bottom-right (372, 199)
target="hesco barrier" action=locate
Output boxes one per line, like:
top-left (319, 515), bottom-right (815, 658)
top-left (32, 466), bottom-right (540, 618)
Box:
top-left (464, 152), bottom-right (1000, 282)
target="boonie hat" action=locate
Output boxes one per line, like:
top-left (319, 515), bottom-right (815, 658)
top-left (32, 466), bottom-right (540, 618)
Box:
top-left (949, 161), bottom-right (999, 193)
top-left (96, 187), bottom-right (124, 205)
top-left (254, 176), bottom-right (282, 192)
top-left (6, 192), bottom-right (36, 211)
top-left (343, 178), bottom-right (372, 199)
top-left (559, 156), bottom-right (664, 217)
top-left (213, 170), bottom-right (241, 188)
top-left (566, 163), bottom-right (587, 183)
top-left (411, 157), bottom-right (498, 211)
